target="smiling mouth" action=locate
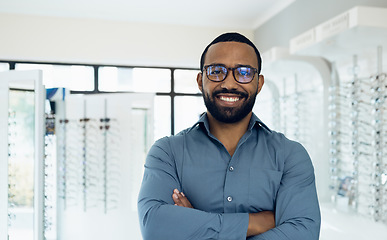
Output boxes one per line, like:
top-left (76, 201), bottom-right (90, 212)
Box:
top-left (219, 96), bottom-right (240, 102)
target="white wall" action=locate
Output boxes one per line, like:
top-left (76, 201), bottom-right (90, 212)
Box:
top-left (0, 13), bottom-right (253, 68)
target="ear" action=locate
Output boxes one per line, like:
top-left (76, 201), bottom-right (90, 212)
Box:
top-left (197, 72), bottom-right (203, 93)
top-left (257, 75), bottom-right (264, 94)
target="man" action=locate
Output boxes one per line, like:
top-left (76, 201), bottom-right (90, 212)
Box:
top-left (138, 32), bottom-right (321, 239)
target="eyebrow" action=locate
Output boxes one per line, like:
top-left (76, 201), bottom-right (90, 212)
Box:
top-left (206, 63), bottom-right (256, 69)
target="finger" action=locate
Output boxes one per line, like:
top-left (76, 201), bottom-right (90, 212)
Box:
top-left (172, 189), bottom-right (194, 208)
top-left (172, 189), bottom-right (184, 206)
top-left (176, 192), bottom-right (193, 208)
top-left (172, 193), bottom-right (182, 206)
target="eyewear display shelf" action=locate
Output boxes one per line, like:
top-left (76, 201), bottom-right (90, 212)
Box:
top-left (56, 93), bottom-right (154, 240)
top-left (291, 6), bottom-right (387, 224)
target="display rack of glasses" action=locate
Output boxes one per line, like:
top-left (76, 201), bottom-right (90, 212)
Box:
top-left (328, 65), bottom-right (342, 205)
top-left (287, 6), bottom-right (387, 223)
top-left (44, 112), bottom-right (57, 240)
top-left (279, 75), bottom-right (318, 147)
top-left (8, 110), bottom-right (17, 228)
top-left (1, 70), bottom-right (46, 240)
top-left (101, 116), bottom-right (121, 213)
top-left (55, 93), bottom-right (154, 240)
top-left (271, 91), bottom-right (281, 131)
top-left (328, 48), bottom-right (387, 223)
top-left (58, 103), bottom-right (121, 214)
top-left (280, 77), bottom-right (301, 141)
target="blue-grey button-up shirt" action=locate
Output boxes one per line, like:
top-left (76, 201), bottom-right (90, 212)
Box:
top-left (138, 113), bottom-right (321, 240)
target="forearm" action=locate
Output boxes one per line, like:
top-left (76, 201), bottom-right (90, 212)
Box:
top-left (247, 211), bottom-right (275, 237)
top-left (138, 199), bottom-right (249, 240)
top-left (139, 138), bottom-right (253, 239)
top-left (257, 143), bottom-right (321, 240)
top-left (247, 218), bottom-right (320, 240)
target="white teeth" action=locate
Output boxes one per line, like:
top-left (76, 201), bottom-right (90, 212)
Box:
top-left (219, 96), bottom-right (239, 102)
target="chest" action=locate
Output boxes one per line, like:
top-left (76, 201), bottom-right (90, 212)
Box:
top-left (177, 138), bottom-right (283, 214)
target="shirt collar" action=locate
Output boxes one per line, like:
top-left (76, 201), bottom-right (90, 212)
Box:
top-left (188, 112), bottom-right (272, 134)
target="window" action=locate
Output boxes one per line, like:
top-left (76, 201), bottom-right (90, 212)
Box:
top-left (15, 64), bottom-right (94, 91)
top-left (174, 96), bottom-right (205, 134)
top-left (0, 63), bottom-right (9, 72)
top-left (174, 69), bottom-right (201, 94)
top-left (5, 60), bottom-right (200, 139)
top-left (153, 96), bottom-right (171, 140)
top-left (99, 67), bottom-right (171, 93)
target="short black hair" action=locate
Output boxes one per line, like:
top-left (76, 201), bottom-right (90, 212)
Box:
top-left (200, 32), bottom-right (262, 74)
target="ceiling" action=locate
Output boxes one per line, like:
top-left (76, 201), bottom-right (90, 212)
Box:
top-left (0, 0), bottom-right (296, 29)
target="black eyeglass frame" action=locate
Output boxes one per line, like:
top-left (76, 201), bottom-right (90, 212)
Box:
top-left (203, 64), bottom-right (259, 84)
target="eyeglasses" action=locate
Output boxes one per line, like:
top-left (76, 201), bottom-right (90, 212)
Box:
top-left (203, 64), bottom-right (259, 84)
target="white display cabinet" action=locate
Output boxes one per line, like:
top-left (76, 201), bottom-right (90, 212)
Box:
top-left (0, 70), bottom-right (45, 240)
top-left (291, 4), bottom-right (387, 220)
top-left (55, 93), bottom-right (154, 240)
top-left (289, 5), bottom-right (387, 239)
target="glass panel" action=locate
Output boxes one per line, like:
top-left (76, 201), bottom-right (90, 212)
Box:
top-left (15, 64), bottom-right (94, 91)
top-left (153, 96), bottom-right (171, 141)
top-left (99, 67), bottom-right (132, 92)
top-left (0, 63), bottom-right (9, 72)
top-left (174, 69), bottom-right (201, 93)
top-left (8, 90), bottom-right (35, 240)
top-left (99, 67), bottom-right (171, 93)
top-left (133, 68), bottom-right (170, 93)
top-left (174, 96), bottom-right (206, 134)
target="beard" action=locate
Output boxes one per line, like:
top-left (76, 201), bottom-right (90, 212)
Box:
top-left (202, 88), bottom-right (257, 124)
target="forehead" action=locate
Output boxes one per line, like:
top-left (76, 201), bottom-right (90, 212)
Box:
top-left (205, 41), bottom-right (258, 67)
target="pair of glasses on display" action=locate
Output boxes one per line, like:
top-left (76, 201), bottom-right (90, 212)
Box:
top-left (329, 129), bottom-right (366, 138)
top-left (203, 64), bottom-right (259, 83)
top-left (351, 140), bottom-right (373, 148)
top-left (370, 73), bottom-right (387, 82)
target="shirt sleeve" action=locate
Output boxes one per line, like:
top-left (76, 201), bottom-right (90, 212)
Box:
top-left (250, 141), bottom-right (321, 240)
top-left (137, 137), bottom-right (249, 240)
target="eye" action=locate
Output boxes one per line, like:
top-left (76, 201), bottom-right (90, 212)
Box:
top-left (208, 66), bottom-right (226, 75)
top-left (237, 67), bottom-right (252, 76)
top-left (210, 69), bottom-right (222, 75)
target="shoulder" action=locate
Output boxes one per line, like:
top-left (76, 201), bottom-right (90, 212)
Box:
top-left (146, 136), bottom-right (172, 161)
top-left (260, 129), bottom-right (311, 170)
top-left (262, 128), bottom-right (306, 154)
top-left (148, 128), bottom-right (191, 157)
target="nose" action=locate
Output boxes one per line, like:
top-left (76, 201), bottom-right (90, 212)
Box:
top-left (220, 71), bottom-right (238, 90)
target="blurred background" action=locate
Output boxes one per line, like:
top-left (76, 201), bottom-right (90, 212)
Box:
top-left (1, 0), bottom-right (387, 239)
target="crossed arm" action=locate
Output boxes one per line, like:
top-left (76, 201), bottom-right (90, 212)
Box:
top-left (172, 189), bottom-right (275, 237)
top-left (138, 139), bottom-right (276, 240)
top-left (138, 138), bottom-right (320, 240)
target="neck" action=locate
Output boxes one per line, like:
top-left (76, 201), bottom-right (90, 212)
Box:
top-left (207, 112), bottom-right (252, 156)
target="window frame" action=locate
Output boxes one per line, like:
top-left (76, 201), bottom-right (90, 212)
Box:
top-left (0, 60), bottom-right (202, 135)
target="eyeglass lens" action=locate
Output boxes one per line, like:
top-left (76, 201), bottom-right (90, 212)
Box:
top-left (206, 65), bottom-right (255, 83)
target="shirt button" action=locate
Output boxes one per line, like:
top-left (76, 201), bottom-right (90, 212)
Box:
top-left (227, 196), bottom-right (233, 202)
top-left (229, 166), bottom-right (234, 172)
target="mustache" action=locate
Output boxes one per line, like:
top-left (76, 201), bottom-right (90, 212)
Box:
top-left (212, 89), bottom-right (248, 98)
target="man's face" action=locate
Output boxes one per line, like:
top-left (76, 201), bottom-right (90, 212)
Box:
top-left (197, 41), bottom-right (264, 123)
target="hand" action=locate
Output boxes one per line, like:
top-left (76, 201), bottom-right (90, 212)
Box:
top-left (247, 211), bottom-right (275, 237)
top-left (172, 189), bottom-right (193, 208)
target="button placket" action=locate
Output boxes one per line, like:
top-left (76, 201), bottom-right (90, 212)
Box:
top-left (224, 155), bottom-right (238, 209)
